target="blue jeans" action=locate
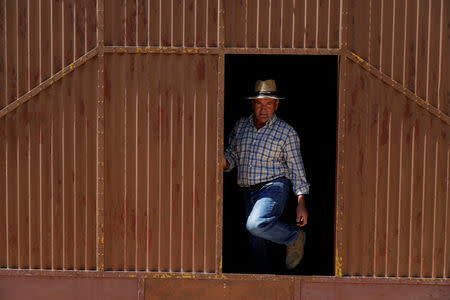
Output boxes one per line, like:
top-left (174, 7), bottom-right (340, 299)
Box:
top-left (243, 177), bottom-right (299, 273)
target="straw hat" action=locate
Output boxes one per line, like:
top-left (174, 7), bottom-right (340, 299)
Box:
top-left (245, 79), bottom-right (285, 100)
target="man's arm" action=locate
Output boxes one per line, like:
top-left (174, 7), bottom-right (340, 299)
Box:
top-left (296, 195), bottom-right (308, 227)
top-left (284, 129), bottom-right (310, 227)
top-left (223, 121), bottom-right (239, 172)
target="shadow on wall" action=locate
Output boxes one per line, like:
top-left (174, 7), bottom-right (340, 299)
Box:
top-left (223, 54), bottom-right (338, 276)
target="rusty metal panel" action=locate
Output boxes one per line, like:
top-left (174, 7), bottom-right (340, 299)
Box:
top-left (347, 0), bottom-right (448, 116)
top-left (0, 277), bottom-right (138, 300)
top-left (0, 0), bottom-right (98, 109)
top-left (224, 0), bottom-right (340, 48)
top-left (339, 57), bottom-right (450, 277)
top-left (301, 281), bottom-right (450, 300)
top-left (146, 278), bottom-right (293, 299)
top-left (104, 0), bottom-right (219, 47)
top-left (1, 59), bottom-right (98, 270)
top-left (104, 53), bottom-right (219, 273)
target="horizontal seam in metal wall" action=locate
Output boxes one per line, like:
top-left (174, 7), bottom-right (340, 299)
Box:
top-left (104, 46), bottom-right (342, 55)
top-left (1, 47), bottom-right (447, 127)
top-left (345, 50), bottom-right (450, 125)
top-left (0, 269), bottom-right (449, 285)
top-left (0, 46), bottom-right (100, 119)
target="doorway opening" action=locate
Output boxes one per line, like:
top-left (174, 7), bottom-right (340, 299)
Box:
top-left (222, 54), bottom-right (338, 275)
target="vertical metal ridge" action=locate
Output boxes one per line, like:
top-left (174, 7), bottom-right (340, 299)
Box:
top-left (390, 0), bottom-right (396, 79)
top-left (408, 123), bottom-right (415, 277)
top-left (303, 0), bottom-right (307, 48)
top-left (373, 109), bottom-right (380, 274)
top-left (315, 0), bottom-right (319, 48)
top-left (437, 0), bottom-right (444, 111)
top-left (182, 0), bottom-right (185, 47)
top-left (194, 0), bottom-right (197, 46)
top-left (169, 68), bottom-right (173, 271)
top-left (203, 72), bottom-right (208, 271)
top-left (146, 77), bottom-right (150, 271)
top-left (244, 0), bottom-right (248, 48)
top-left (61, 80), bottom-right (65, 269)
top-left (431, 137), bottom-right (439, 277)
top-left (134, 68), bottom-right (139, 270)
top-left (379, 0), bottom-right (384, 70)
top-left (420, 132), bottom-right (427, 276)
top-left (205, 0), bottom-right (209, 47)
top-left (268, 0), bottom-right (272, 47)
top-left (396, 118), bottom-right (404, 276)
top-left (192, 90), bottom-right (197, 271)
top-left (414, 0), bottom-right (420, 95)
top-left (444, 146), bottom-right (450, 277)
top-left (256, 0), bottom-right (260, 48)
top-left (180, 57), bottom-right (185, 272)
top-left (384, 110), bottom-right (392, 276)
top-left (402, 0), bottom-right (408, 86)
top-left (73, 80), bottom-right (77, 269)
top-left (72, 89), bottom-right (76, 269)
top-left (16, 115), bottom-right (20, 267)
top-left (50, 94), bottom-right (54, 269)
top-left (327, 0), bottom-right (331, 48)
top-left (157, 57), bottom-right (162, 271)
top-left (170, 0), bottom-right (173, 46)
top-left (425, 0), bottom-right (431, 103)
top-left (39, 98), bottom-right (43, 269)
top-left (123, 60), bottom-right (127, 270)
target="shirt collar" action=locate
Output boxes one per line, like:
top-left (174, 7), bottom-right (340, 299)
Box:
top-left (247, 113), bottom-right (278, 129)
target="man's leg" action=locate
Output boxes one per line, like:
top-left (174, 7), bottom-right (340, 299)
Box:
top-left (246, 178), bottom-right (299, 246)
top-left (244, 188), bottom-right (276, 273)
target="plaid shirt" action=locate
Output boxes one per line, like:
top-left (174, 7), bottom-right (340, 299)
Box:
top-left (224, 113), bottom-right (309, 195)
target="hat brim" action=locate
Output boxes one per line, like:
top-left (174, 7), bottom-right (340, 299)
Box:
top-left (244, 95), bottom-right (285, 100)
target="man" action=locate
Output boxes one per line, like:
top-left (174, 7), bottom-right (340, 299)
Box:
top-left (223, 79), bottom-right (309, 273)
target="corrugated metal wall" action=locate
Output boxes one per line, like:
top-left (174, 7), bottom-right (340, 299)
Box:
top-left (347, 0), bottom-right (448, 115)
top-left (104, 54), bottom-right (218, 272)
top-left (104, 0), bottom-right (219, 47)
top-left (224, 0), bottom-right (340, 48)
top-left (0, 0), bottom-right (449, 284)
top-left (0, 58), bottom-right (98, 270)
top-left (0, 0), bottom-right (97, 109)
top-left (339, 57), bottom-right (449, 278)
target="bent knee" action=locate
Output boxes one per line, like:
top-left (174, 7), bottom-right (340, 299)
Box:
top-left (246, 217), bottom-right (271, 237)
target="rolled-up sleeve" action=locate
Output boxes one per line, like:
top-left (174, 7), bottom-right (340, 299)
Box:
top-left (224, 123), bottom-right (238, 172)
top-left (284, 130), bottom-right (310, 195)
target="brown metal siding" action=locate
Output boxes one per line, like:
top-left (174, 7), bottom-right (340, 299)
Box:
top-left (104, 53), bottom-right (218, 272)
top-left (0, 0), bottom-right (97, 110)
top-left (340, 57), bottom-right (449, 277)
top-left (1, 59), bottom-right (98, 270)
top-left (347, 0), bottom-right (448, 115)
top-left (0, 0), bottom-right (448, 285)
top-left (104, 0), bottom-right (219, 47)
top-left (224, 0), bottom-right (341, 48)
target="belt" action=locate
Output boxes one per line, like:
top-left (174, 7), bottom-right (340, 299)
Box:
top-left (245, 177), bottom-right (285, 192)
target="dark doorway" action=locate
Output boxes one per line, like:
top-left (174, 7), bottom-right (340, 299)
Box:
top-left (222, 54), bottom-right (337, 275)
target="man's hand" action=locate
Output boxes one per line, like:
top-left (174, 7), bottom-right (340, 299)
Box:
top-left (296, 195), bottom-right (308, 227)
top-left (223, 156), bottom-right (230, 169)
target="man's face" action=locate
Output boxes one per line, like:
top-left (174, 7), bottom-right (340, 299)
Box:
top-left (252, 98), bottom-right (279, 126)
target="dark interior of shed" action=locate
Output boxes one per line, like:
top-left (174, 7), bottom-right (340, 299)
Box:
top-left (223, 54), bottom-right (338, 275)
